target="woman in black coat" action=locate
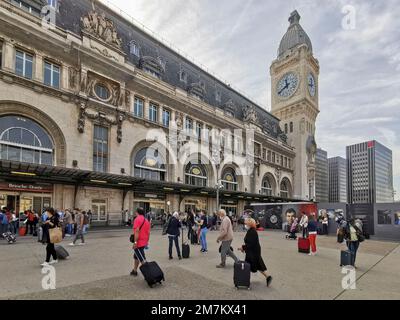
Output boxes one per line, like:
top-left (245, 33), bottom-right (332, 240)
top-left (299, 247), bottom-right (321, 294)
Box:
top-left (41, 208), bottom-right (60, 267)
top-left (166, 212), bottom-right (182, 260)
top-left (239, 218), bottom-right (272, 287)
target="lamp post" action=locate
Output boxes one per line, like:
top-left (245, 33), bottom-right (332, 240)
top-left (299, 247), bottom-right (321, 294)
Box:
top-left (167, 201), bottom-right (171, 214)
top-left (216, 180), bottom-right (224, 212)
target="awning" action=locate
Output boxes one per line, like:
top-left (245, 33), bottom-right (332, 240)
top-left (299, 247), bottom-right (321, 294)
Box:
top-left (0, 160), bottom-right (307, 203)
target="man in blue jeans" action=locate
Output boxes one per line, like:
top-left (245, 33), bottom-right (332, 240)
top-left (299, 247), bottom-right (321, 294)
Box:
top-left (196, 210), bottom-right (209, 253)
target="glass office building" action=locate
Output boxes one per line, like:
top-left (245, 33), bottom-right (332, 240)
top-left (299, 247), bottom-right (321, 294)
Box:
top-left (347, 141), bottom-right (393, 204)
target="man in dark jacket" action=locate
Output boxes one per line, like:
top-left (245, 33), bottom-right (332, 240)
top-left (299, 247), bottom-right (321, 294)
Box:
top-left (166, 212), bottom-right (182, 260)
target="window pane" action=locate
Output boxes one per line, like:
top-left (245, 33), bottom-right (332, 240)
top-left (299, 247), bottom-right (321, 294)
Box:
top-left (44, 63), bottom-right (52, 86)
top-left (15, 52), bottom-right (24, 76)
top-left (8, 146), bottom-right (21, 161)
top-left (21, 148), bottom-right (34, 163)
top-left (53, 68), bottom-right (60, 88)
top-left (25, 56), bottom-right (33, 79)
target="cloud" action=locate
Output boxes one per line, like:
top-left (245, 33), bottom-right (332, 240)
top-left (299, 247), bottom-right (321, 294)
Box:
top-left (102, 0), bottom-right (400, 200)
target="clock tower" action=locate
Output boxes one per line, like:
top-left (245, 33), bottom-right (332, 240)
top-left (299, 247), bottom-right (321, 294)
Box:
top-left (270, 10), bottom-right (319, 201)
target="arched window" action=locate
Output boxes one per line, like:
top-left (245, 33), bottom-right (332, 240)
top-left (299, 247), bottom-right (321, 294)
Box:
top-left (261, 176), bottom-right (273, 196)
top-left (221, 168), bottom-right (238, 191)
top-left (280, 179), bottom-right (291, 199)
top-left (133, 147), bottom-right (166, 181)
top-left (0, 116), bottom-right (54, 165)
top-left (185, 162), bottom-right (207, 187)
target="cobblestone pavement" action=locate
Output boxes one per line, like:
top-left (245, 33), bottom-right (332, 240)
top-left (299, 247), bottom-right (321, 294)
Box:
top-left (1, 229), bottom-right (399, 300)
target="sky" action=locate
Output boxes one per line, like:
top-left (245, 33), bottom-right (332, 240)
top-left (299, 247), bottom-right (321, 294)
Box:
top-left (101, 0), bottom-right (400, 200)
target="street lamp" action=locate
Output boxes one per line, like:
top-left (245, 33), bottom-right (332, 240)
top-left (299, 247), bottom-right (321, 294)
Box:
top-left (167, 201), bottom-right (171, 214)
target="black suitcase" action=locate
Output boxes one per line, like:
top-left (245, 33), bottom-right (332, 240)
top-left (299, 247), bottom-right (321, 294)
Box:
top-left (182, 229), bottom-right (190, 259)
top-left (55, 245), bottom-right (70, 260)
top-left (140, 261), bottom-right (165, 288)
top-left (2, 232), bottom-right (16, 244)
top-left (137, 249), bottom-right (165, 288)
top-left (191, 231), bottom-right (198, 245)
top-left (234, 261), bottom-right (251, 290)
top-left (340, 250), bottom-right (354, 267)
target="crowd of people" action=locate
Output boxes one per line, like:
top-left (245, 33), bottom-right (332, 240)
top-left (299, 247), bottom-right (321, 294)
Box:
top-left (1, 204), bottom-right (366, 288)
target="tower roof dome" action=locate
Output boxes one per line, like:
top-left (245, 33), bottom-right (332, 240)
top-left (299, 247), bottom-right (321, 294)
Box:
top-left (278, 10), bottom-right (313, 59)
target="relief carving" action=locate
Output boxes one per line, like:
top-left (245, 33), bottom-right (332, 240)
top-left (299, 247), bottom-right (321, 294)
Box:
top-left (81, 11), bottom-right (122, 49)
top-left (243, 105), bottom-right (258, 123)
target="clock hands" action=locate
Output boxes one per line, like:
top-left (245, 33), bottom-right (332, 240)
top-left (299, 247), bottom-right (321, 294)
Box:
top-left (278, 80), bottom-right (290, 95)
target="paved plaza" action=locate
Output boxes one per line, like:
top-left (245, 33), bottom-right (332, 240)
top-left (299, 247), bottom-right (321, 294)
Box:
top-left (1, 229), bottom-right (399, 300)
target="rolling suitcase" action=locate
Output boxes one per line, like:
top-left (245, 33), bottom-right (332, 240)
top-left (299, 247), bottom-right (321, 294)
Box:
top-left (2, 232), bottom-right (17, 244)
top-left (191, 231), bottom-right (198, 245)
top-left (182, 228), bottom-right (190, 259)
top-left (340, 250), bottom-right (354, 267)
top-left (137, 249), bottom-right (165, 288)
top-left (298, 237), bottom-right (310, 254)
top-left (55, 245), bottom-right (70, 260)
top-left (234, 261), bottom-right (251, 290)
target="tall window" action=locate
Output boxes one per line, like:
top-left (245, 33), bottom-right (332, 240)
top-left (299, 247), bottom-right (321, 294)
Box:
top-left (0, 116), bottom-right (54, 165)
top-left (149, 103), bottom-right (158, 123)
top-left (290, 122), bottom-right (293, 133)
top-left (44, 61), bottom-right (60, 88)
top-left (196, 122), bottom-right (203, 139)
top-left (221, 168), bottom-right (238, 191)
top-left (280, 179), bottom-right (290, 199)
top-left (285, 123), bottom-right (288, 134)
top-left (93, 125), bottom-right (108, 173)
top-left (261, 176), bottom-right (273, 196)
top-left (204, 126), bottom-right (211, 142)
top-left (185, 162), bottom-right (207, 187)
top-left (47, 0), bottom-right (58, 7)
top-left (134, 97), bottom-right (144, 118)
top-left (162, 109), bottom-right (170, 127)
top-left (134, 147), bottom-right (166, 181)
top-left (129, 41), bottom-right (140, 57)
top-left (185, 117), bottom-right (193, 134)
top-left (15, 50), bottom-right (33, 79)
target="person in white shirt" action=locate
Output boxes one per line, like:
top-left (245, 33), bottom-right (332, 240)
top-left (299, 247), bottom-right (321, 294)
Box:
top-left (299, 212), bottom-right (309, 238)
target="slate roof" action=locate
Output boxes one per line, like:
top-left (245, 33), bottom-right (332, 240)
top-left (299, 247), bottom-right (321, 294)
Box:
top-left (55, 0), bottom-right (284, 140)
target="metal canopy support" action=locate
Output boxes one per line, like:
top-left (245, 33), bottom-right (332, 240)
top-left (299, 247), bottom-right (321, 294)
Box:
top-left (122, 188), bottom-right (130, 211)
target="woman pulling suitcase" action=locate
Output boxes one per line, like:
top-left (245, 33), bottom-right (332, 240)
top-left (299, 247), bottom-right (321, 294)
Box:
top-left (237, 218), bottom-right (272, 287)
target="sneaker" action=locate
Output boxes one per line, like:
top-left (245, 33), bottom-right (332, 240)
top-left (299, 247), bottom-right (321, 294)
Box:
top-left (65, 234), bottom-right (72, 237)
top-left (130, 270), bottom-right (138, 277)
top-left (49, 260), bottom-right (58, 265)
top-left (41, 262), bottom-right (50, 267)
top-left (68, 243), bottom-right (75, 247)
top-left (216, 264), bottom-right (226, 269)
top-left (78, 243), bottom-right (86, 246)
top-left (169, 256), bottom-right (173, 260)
top-left (267, 276), bottom-right (273, 287)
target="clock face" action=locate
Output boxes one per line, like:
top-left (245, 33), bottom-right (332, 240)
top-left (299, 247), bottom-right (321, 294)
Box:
top-left (307, 73), bottom-right (316, 97)
top-left (277, 72), bottom-right (299, 98)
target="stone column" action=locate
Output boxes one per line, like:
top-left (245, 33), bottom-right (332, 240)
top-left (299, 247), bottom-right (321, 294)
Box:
top-left (144, 98), bottom-right (150, 120)
top-left (33, 52), bottom-right (43, 83)
top-left (3, 41), bottom-right (15, 72)
top-left (61, 64), bottom-right (69, 90)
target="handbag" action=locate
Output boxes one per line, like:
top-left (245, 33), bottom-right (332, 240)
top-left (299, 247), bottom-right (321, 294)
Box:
top-left (49, 227), bottom-right (62, 244)
top-left (130, 218), bottom-right (146, 243)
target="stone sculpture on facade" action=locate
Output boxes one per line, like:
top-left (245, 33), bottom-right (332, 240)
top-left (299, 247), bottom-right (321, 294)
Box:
top-left (243, 105), bottom-right (258, 123)
top-left (81, 11), bottom-right (122, 49)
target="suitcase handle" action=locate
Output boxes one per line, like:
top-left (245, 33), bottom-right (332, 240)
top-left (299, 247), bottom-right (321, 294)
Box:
top-left (135, 247), bottom-right (147, 264)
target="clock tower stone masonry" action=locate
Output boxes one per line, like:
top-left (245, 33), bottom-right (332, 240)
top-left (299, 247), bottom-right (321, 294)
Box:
top-left (270, 10), bottom-right (320, 201)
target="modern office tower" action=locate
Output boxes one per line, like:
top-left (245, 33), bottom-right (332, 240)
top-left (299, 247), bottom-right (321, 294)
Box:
top-left (315, 148), bottom-right (329, 202)
top-left (328, 156), bottom-right (347, 203)
top-left (347, 141), bottom-right (394, 204)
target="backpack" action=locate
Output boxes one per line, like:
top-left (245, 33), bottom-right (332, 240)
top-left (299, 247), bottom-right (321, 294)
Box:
top-left (83, 214), bottom-right (89, 225)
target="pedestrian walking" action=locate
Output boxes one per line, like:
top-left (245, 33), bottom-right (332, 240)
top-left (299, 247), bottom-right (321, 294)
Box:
top-left (166, 212), bottom-right (182, 260)
top-left (41, 208), bottom-right (60, 267)
top-left (344, 218), bottom-right (364, 268)
top-left (64, 209), bottom-right (73, 236)
top-left (216, 209), bottom-right (239, 268)
top-left (322, 213), bottom-right (329, 235)
top-left (238, 218), bottom-right (272, 287)
top-left (10, 211), bottom-right (18, 234)
top-left (130, 208), bottom-right (151, 277)
top-left (69, 209), bottom-right (85, 246)
top-left (299, 212), bottom-right (309, 239)
top-left (308, 215), bottom-right (318, 256)
top-left (196, 210), bottom-right (209, 253)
